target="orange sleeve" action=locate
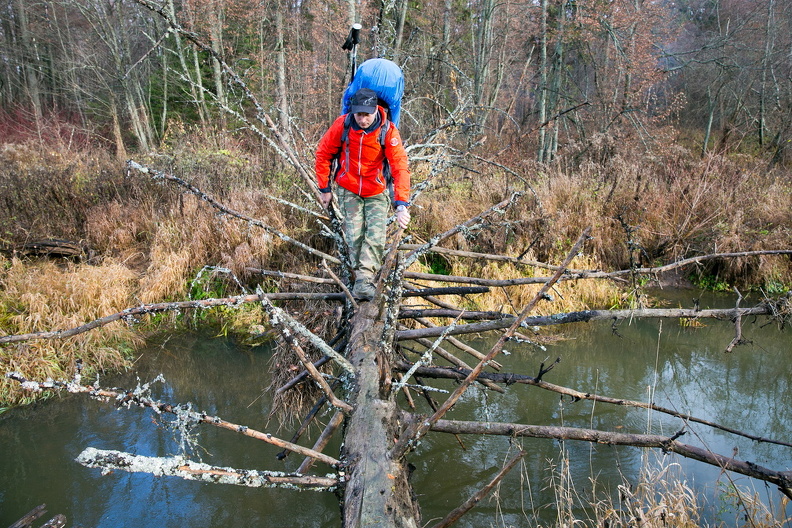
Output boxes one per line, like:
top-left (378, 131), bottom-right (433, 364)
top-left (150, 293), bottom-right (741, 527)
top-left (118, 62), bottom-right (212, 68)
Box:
top-left (315, 116), bottom-right (346, 192)
top-left (384, 125), bottom-right (411, 205)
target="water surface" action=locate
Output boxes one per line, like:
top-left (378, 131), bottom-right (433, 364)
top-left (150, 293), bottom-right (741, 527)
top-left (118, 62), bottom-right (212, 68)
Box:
top-left (1, 291), bottom-right (790, 527)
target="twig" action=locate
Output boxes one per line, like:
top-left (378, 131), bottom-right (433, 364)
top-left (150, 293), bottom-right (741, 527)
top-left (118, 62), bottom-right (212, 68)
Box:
top-left (725, 287), bottom-right (749, 353)
top-left (430, 449), bottom-right (527, 528)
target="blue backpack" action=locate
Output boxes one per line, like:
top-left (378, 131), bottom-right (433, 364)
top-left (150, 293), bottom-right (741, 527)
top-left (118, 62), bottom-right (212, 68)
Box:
top-left (341, 58), bottom-right (404, 127)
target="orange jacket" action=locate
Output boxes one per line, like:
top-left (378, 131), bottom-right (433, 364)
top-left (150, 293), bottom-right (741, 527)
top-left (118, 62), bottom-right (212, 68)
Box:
top-left (315, 107), bottom-right (410, 205)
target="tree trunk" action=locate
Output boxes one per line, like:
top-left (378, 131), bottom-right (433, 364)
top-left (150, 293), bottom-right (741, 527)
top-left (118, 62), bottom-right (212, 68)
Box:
top-left (341, 301), bottom-right (420, 528)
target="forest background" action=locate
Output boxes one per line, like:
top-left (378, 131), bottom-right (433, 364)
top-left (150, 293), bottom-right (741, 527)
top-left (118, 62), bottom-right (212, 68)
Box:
top-left (1, 0), bottom-right (791, 409)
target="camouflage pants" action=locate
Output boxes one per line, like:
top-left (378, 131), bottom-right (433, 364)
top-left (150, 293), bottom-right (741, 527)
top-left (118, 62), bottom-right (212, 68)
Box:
top-left (337, 186), bottom-right (389, 280)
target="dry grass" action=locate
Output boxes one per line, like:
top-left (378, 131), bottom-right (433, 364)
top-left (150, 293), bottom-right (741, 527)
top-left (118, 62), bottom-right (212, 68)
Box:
top-left (0, 256), bottom-right (142, 406)
top-left (2, 137), bottom-right (791, 410)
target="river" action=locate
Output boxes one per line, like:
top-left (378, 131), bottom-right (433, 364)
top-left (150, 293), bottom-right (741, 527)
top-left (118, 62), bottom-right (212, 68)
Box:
top-left (1, 290), bottom-right (790, 527)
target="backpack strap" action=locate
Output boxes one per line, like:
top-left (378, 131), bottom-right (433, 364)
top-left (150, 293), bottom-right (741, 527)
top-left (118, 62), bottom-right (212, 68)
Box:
top-left (341, 113), bottom-right (389, 148)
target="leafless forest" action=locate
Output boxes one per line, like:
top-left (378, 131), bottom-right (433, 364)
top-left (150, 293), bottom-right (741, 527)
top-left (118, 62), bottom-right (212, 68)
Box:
top-left (1, 0), bottom-right (790, 165)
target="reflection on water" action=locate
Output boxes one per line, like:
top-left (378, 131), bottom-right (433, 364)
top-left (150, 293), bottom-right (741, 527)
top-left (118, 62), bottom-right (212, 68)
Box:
top-left (1, 291), bottom-right (790, 527)
top-left (0, 333), bottom-right (342, 528)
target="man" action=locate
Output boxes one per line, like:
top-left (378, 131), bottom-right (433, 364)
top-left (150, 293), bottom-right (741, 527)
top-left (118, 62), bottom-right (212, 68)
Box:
top-left (315, 88), bottom-right (411, 301)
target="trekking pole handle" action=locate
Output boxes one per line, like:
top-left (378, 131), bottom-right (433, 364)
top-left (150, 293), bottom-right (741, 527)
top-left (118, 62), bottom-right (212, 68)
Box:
top-left (342, 23), bottom-right (363, 51)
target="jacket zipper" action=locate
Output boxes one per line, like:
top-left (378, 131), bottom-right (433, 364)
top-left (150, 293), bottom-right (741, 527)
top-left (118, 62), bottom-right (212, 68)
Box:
top-left (356, 132), bottom-right (366, 195)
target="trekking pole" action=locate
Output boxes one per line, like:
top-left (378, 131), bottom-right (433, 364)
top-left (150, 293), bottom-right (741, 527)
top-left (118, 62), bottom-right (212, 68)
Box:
top-left (341, 23), bottom-right (362, 82)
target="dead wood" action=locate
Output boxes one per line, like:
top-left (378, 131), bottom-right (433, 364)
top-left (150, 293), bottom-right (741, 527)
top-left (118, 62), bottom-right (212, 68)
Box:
top-left (259, 296), bottom-right (353, 411)
top-left (400, 336), bottom-right (505, 393)
top-left (276, 393), bottom-right (330, 460)
top-left (430, 449), bottom-right (527, 528)
top-left (423, 418), bottom-right (792, 496)
top-left (128, 160), bottom-right (340, 265)
top-left (398, 245), bottom-right (792, 280)
top-left (0, 287), bottom-right (490, 346)
top-left (392, 361), bottom-right (792, 449)
top-left (391, 229), bottom-right (592, 460)
top-left (395, 304), bottom-right (774, 341)
top-left (4, 238), bottom-right (91, 260)
top-left (7, 372), bottom-right (340, 468)
top-left (411, 316), bottom-right (504, 370)
top-left (404, 270), bottom-right (598, 285)
top-left (399, 308), bottom-right (512, 321)
top-left (247, 267), bottom-right (336, 284)
top-left (341, 302), bottom-right (421, 528)
top-left (725, 288), bottom-right (749, 353)
top-left (8, 504), bottom-right (47, 528)
top-left (75, 448), bottom-right (338, 490)
top-left (402, 194), bottom-right (521, 267)
top-left (297, 410), bottom-right (345, 475)
top-left (40, 515), bottom-right (66, 528)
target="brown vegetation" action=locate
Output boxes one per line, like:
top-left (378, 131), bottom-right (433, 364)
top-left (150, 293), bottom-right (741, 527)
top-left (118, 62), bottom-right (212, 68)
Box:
top-left (1, 135), bottom-right (791, 410)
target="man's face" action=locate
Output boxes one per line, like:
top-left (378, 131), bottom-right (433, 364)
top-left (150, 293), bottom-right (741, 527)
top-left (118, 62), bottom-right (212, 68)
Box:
top-left (353, 111), bottom-right (377, 129)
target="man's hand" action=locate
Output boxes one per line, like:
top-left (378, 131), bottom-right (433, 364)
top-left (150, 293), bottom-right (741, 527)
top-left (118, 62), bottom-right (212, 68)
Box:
top-left (320, 192), bottom-right (333, 208)
top-left (396, 205), bottom-right (410, 229)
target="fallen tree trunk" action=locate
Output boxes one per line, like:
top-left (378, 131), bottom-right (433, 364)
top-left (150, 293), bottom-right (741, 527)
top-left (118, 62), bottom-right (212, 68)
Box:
top-left (341, 301), bottom-right (421, 527)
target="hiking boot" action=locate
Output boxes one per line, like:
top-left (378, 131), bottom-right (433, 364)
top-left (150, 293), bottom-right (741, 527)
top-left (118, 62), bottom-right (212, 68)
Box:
top-left (352, 279), bottom-right (376, 301)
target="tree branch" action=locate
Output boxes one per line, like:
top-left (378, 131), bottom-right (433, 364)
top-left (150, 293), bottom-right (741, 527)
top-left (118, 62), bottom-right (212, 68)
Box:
top-left (424, 418), bottom-right (792, 496)
top-left (430, 448), bottom-right (527, 528)
top-left (76, 448), bottom-right (338, 491)
top-left (395, 304), bottom-right (774, 341)
top-left (128, 160), bottom-right (340, 265)
top-left (391, 228), bottom-right (592, 459)
top-left (7, 372), bottom-right (341, 467)
top-left (392, 361), bottom-right (792, 448)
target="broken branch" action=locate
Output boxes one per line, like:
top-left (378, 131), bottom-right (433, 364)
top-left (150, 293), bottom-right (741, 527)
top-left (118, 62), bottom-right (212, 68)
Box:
top-left (76, 448), bottom-right (338, 491)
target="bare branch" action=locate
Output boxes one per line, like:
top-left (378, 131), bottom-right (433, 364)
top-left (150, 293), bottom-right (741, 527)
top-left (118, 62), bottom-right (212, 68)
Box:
top-left (7, 372), bottom-right (341, 467)
top-left (392, 229), bottom-right (592, 459)
top-left (430, 448), bottom-right (527, 528)
top-left (425, 418), bottom-right (792, 495)
top-left (399, 246), bottom-right (792, 280)
top-left (393, 361), bottom-right (792, 449)
top-left (403, 193), bottom-right (522, 267)
top-left (128, 160), bottom-right (340, 265)
top-left (247, 268), bottom-right (335, 285)
top-left (297, 410), bottom-right (345, 475)
top-left (395, 304), bottom-right (775, 341)
top-left (725, 288), bottom-right (749, 353)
